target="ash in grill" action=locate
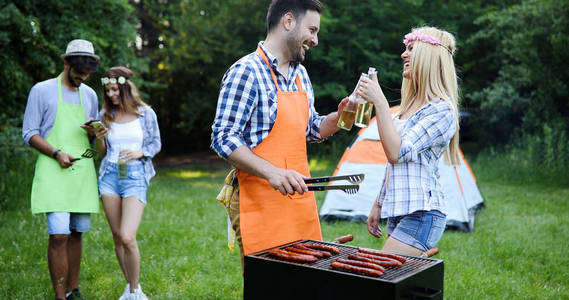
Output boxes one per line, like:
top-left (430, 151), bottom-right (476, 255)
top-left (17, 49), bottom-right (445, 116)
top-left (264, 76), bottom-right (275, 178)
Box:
top-left (245, 240), bottom-right (443, 300)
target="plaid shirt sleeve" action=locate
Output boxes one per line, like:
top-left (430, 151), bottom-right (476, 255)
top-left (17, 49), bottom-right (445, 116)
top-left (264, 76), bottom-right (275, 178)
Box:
top-left (398, 101), bottom-right (456, 163)
top-left (141, 107), bottom-right (161, 159)
top-left (211, 63), bottom-right (258, 159)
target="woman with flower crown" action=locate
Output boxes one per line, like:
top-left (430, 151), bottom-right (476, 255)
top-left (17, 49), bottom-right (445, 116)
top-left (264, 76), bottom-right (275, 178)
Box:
top-left (357, 26), bottom-right (460, 256)
top-left (93, 66), bottom-right (161, 299)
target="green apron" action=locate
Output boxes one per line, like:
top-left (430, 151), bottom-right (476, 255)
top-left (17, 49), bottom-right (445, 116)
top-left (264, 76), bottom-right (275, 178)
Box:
top-left (30, 74), bottom-right (99, 214)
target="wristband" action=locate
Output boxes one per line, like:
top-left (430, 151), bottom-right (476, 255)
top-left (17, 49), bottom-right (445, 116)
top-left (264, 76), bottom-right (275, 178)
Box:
top-left (52, 149), bottom-right (61, 159)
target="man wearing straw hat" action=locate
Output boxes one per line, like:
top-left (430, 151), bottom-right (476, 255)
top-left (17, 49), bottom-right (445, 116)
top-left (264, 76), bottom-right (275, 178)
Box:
top-left (22, 39), bottom-right (100, 300)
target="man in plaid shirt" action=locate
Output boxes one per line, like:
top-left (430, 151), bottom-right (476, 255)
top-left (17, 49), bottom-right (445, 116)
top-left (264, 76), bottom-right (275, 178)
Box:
top-left (211, 0), bottom-right (349, 261)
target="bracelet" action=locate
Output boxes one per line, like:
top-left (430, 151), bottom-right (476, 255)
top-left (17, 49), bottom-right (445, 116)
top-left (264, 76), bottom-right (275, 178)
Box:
top-left (52, 149), bottom-right (61, 159)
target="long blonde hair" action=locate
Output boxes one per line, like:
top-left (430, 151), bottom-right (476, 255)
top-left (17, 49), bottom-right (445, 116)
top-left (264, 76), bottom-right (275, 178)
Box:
top-left (400, 26), bottom-right (460, 165)
top-left (101, 66), bottom-right (147, 127)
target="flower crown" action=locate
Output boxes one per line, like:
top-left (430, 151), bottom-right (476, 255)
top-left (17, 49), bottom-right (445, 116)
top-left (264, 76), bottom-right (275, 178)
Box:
top-left (403, 32), bottom-right (452, 54)
top-left (101, 76), bottom-right (126, 85)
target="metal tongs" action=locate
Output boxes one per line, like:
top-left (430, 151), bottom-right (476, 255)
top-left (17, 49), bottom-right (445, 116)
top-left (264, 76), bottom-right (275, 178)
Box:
top-left (304, 173), bottom-right (364, 195)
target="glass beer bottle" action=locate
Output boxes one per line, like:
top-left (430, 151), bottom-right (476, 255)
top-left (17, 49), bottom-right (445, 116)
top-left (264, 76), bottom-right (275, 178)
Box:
top-left (354, 67), bottom-right (377, 128)
top-left (337, 94), bottom-right (357, 130)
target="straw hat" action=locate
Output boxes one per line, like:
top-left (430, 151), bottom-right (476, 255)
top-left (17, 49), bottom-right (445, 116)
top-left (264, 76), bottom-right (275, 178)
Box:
top-left (61, 39), bottom-right (100, 61)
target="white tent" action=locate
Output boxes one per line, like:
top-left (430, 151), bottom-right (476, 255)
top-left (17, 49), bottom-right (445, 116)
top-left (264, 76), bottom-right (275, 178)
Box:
top-left (320, 113), bottom-right (484, 232)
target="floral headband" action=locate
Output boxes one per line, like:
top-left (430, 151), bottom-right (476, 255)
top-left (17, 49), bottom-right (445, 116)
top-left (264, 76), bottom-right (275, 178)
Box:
top-left (101, 76), bottom-right (126, 85)
top-left (403, 32), bottom-right (452, 54)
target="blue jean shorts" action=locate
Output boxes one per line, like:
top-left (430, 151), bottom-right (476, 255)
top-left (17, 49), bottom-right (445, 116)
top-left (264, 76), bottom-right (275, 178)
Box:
top-left (46, 212), bottom-right (91, 235)
top-left (387, 210), bottom-right (446, 251)
top-left (99, 162), bottom-right (148, 204)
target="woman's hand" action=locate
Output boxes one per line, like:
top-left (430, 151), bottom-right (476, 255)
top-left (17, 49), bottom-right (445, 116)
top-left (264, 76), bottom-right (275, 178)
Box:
top-left (93, 126), bottom-right (108, 140)
top-left (119, 149), bottom-right (144, 162)
top-left (366, 200), bottom-right (383, 238)
top-left (357, 73), bottom-right (388, 108)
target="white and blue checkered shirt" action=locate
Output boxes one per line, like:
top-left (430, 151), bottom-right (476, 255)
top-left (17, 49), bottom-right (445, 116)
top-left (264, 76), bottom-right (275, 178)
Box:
top-left (379, 99), bottom-right (457, 218)
top-left (211, 42), bottom-right (326, 159)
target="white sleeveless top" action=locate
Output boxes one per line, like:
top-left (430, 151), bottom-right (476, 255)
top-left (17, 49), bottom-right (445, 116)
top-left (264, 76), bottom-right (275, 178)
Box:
top-left (107, 118), bottom-right (143, 163)
top-left (383, 115), bottom-right (407, 191)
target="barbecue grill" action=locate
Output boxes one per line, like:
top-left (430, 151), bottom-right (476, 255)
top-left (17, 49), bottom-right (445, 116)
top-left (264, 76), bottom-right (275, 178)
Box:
top-left (244, 239), bottom-right (443, 300)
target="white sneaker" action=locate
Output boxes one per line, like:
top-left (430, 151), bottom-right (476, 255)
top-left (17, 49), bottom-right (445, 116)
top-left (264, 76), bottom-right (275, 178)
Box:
top-left (129, 287), bottom-right (148, 300)
top-left (118, 283), bottom-right (130, 300)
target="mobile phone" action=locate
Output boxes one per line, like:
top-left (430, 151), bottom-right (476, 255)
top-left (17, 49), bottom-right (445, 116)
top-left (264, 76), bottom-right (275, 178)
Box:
top-left (85, 120), bottom-right (104, 128)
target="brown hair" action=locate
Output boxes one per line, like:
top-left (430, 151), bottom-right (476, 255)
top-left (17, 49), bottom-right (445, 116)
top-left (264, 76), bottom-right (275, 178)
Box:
top-left (100, 66), bottom-right (147, 127)
top-left (266, 0), bottom-right (323, 33)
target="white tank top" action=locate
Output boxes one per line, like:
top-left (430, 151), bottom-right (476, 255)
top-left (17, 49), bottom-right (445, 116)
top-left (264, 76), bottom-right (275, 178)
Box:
top-left (107, 118), bottom-right (143, 163)
top-left (384, 115), bottom-right (407, 191)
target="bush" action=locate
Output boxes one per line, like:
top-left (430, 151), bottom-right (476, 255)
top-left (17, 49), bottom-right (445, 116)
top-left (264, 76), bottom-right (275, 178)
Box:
top-left (0, 116), bottom-right (36, 210)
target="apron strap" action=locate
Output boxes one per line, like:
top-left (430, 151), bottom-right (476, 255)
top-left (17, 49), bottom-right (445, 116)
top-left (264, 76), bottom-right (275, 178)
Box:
top-left (256, 47), bottom-right (303, 93)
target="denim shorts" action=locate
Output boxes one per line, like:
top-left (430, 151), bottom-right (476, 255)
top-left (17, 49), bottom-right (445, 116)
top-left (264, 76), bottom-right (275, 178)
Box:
top-left (99, 162), bottom-right (148, 204)
top-left (387, 210), bottom-right (446, 251)
top-left (46, 212), bottom-right (91, 235)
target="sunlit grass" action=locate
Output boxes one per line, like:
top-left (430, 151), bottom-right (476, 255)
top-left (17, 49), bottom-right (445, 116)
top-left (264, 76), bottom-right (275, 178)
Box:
top-left (1, 156), bottom-right (568, 299)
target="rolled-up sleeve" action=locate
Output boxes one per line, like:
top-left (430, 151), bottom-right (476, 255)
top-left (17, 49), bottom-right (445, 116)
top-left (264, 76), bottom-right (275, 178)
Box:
top-left (22, 86), bottom-right (42, 145)
top-left (211, 64), bottom-right (257, 159)
top-left (398, 103), bottom-right (456, 163)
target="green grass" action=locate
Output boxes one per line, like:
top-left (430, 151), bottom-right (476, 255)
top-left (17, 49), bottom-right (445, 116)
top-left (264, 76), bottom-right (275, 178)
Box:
top-left (1, 155), bottom-right (568, 299)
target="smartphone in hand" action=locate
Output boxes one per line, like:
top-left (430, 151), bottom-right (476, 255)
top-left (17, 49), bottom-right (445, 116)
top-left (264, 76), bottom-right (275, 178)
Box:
top-left (85, 119), bottom-right (104, 128)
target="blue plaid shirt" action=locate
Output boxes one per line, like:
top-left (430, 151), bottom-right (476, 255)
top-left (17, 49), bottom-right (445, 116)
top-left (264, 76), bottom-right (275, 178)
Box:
top-left (211, 42), bottom-right (325, 159)
top-left (378, 99), bottom-right (457, 218)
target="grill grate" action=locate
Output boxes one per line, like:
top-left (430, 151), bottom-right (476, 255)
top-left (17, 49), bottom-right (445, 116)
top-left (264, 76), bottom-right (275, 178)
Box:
top-left (253, 239), bottom-right (439, 282)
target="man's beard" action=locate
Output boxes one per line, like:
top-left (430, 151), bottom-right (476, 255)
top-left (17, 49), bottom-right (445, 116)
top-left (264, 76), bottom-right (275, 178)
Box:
top-left (286, 29), bottom-right (304, 62)
top-left (67, 68), bottom-right (80, 88)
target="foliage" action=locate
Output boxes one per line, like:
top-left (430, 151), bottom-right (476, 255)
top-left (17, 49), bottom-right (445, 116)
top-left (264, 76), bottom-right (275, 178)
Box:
top-left (0, 117), bottom-right (36, 210)
top-left (0, 0), bottom-right (142, 120)
top-left (464, 0), bottom-right (569, 146)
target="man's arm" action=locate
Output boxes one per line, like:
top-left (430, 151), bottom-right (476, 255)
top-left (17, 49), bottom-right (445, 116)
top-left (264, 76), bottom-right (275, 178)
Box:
top-left (317, 97), bottom-right (349, 139)
top-left (29, 134), bottom-right (74, 168)
top-left (227, 146), bottom-right (308, 195)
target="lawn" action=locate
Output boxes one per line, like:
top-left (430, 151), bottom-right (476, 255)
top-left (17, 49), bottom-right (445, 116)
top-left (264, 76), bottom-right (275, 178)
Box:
top-left (1, 155), bottom-right (568, 299)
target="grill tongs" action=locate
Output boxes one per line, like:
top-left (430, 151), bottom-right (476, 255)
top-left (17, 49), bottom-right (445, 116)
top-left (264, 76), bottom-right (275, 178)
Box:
top-left (304, 173), bottom-right (364, 195)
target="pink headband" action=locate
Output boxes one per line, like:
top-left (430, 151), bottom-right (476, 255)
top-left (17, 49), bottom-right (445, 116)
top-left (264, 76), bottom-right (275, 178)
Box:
top-left (403, 32), bottom-right (452, 54)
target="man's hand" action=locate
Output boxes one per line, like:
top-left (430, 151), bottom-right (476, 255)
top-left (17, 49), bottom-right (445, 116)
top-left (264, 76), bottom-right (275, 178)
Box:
top-left (266, 168), bottom-right (309, 195)
top-left (366, 201), bottom-right (383, 238)
top-left (55, 151), bottom-right (75, 168)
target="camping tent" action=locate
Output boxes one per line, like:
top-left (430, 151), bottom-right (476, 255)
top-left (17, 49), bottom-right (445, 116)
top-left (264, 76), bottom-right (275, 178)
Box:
top-left (319, 109), bottom-right (484, 232)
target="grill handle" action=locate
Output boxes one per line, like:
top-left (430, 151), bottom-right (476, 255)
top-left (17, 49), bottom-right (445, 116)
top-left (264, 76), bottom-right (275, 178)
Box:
top-left (404, 287), bottom-right (442, 299)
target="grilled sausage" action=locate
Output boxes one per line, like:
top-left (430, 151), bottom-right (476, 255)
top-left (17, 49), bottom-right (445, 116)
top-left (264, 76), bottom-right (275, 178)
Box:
top-left (330, 261), bottom-right (383, 277)
top-left (285, 246), bottom-right (324, 258)
top-left (358, 248), bottom-right (407, 263)
top-left (268, 248), bottom-right (317, 263)
top-left (334, 234), bottom-right (354, 244)
top-left (293, 244), bottom-right (332, 257)
top-left (348, 253), bottom-right (402, 267)
top-left (336, 258), bottom-right (386, 273)
top-left (302, 243), bottom-right (340, 254)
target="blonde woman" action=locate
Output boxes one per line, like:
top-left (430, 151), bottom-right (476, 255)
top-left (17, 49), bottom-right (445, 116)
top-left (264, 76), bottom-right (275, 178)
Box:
top-left (92, 67), bottom-right (161, 299)
top-left (358, 26), bottom-right (460, 256)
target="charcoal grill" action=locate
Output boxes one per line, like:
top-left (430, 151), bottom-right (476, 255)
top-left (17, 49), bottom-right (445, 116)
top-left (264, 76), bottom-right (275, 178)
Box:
top-left (244, 239), bottom-right (443, 300)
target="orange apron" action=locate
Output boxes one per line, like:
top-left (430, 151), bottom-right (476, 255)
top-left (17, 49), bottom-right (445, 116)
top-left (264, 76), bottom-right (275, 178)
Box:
top-left (237, 47), bottom-right (322, 255)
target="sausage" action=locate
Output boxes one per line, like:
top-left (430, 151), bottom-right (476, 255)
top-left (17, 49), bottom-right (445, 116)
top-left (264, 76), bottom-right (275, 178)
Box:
top-left (285, 246), bottom-right (324, 258)
top-left (333, 234), bottom-right (354, 244)
top-left (336, 258), bottom-right (386, 273)
top-left (301, 242), bottom-right (340, 254)
top-left (358, 248), bottom-right (407, 263)
top-left (268, 248), bottom-right (317, 263)
top-left (330, 261), bottom-right (383, 277)
top-left (293, 244), bottom-right (332, 257)
top-left (348, 253), bottom-right (402, 267)
top-left (354, 252), bottom-right (403, 266)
